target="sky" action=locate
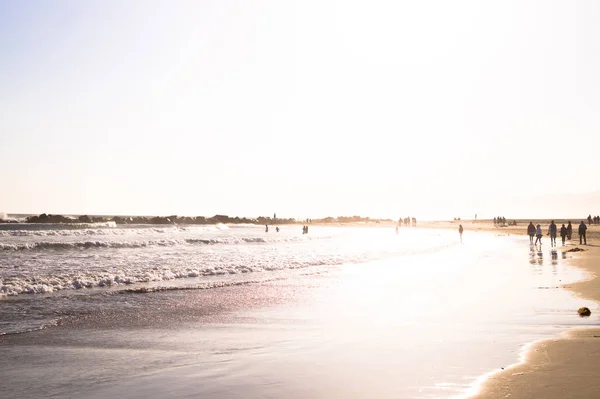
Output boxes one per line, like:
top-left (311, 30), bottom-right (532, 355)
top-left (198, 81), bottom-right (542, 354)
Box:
top-left (1, 0), bottom-right (599, 220)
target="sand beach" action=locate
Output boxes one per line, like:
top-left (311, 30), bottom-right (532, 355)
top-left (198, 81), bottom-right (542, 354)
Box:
top-left (0, 221), bottom-right (598, 398)
top-left (466, 223), bottom-right (600, 398)
top-left (4, 1), bottom-right (600, 397)
top-left (410, 219), bottom-right (600, 398)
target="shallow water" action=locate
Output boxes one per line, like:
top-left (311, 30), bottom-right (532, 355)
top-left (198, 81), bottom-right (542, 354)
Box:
top-left (0, 224), bottom-right (454, 334)
top-left (0, 225), bottom-right (597, 398)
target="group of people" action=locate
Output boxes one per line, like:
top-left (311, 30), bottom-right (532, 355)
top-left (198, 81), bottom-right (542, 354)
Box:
top-left (527, 220), bottom-right (588, 247)
top-left (493, 217), bottom-right (507, 226)
top-left (397, 217), bottom-right (417, 227)
top-left (264, 225), bottom-right (308, 234)
top-left (587, 215), bottom-right (600, 225)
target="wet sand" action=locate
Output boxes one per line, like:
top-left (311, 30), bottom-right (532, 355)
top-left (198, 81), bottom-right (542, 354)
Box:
top-left (424, 220), bottom-right (600, 399)
top-left (474, 243), bottom-right (600, 397)
top-left (297, 217), bottom-right (600, 399)
top-left (2, 221), bottom-right (599, 398)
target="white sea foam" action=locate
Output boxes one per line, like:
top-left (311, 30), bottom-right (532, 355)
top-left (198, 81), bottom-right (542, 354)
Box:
top-left (0, 235), bottom-right (318, 251)
top-left (0, 253), bottom-right (339, 296)
top-left (0, 225), bottom-right (460, 342)
top-left (0, 224), bottom-right (236, 237)
top-left (0, 227), bottom-right (596, 399)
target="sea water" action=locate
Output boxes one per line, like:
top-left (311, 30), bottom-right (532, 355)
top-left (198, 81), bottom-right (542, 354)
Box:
top-left (0, 223), bottom-right (597, 398)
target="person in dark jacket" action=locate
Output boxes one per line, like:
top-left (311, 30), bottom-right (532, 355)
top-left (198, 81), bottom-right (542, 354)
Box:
top-left (579, 221), bottom-right (587, 245)
top-left (567, 221), bottom-right (573, 240)
top-left (535, 224), bottom-right (543, 245)
top-left (527, 222), bottom-right (536, 244)
top-left (560, 224), bottom-right (568, 246)
top-left (547, 220), bottom-right (557, 247)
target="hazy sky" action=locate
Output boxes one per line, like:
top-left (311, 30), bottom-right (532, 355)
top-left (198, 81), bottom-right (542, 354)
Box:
top-left (1, 0), bottom-right (599, 220)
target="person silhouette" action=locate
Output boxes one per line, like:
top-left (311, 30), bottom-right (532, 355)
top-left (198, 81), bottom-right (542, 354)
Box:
top-left (579, 221), bottom-right (587, 245)
top-left (547, 220), bottom-right (557, 247)
top-left (458, 224), bottom-right (464, 243)
top-left (560, 224), bottom-right (567, 246)
top-left (527, 222), bottom-right (535, 244)
top-left (535, 224), bottom-right (543, 245)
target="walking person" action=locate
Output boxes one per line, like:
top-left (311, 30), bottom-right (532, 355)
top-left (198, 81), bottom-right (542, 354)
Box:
top-left (567, 221), bottom-right (573, 240)
top-left (579, 221), bottom-right (587, 245)
top-left (527, 222), bottom-right (536, 244)
top-left (547, 220), bottom-right (557, 247)
top-left (534, 224), bottom-right (543, 245)
top-left (458, 224), bottom-right (464, 243)
top-left (560, 224), bottom-right (568, 246)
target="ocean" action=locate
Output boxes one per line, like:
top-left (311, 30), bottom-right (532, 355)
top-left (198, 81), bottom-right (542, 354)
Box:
top-left (0, 223), bottom-right (596, 398)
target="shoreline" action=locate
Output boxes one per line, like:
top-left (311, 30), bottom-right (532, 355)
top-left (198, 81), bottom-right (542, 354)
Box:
top-left (463, 223), bottom-right (600, 398)
top-left (2, 220), bottom-right (599, 397)
top-left (2, 226), bottom-right (579, 399)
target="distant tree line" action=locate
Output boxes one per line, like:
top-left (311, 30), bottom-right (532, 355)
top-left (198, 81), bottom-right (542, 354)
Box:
top-left (312, 216), bottom-right (392, 223)
top-left (20, 213), bottom-right (298, 225)
top-left (10, 213), bottom-right (392, 225)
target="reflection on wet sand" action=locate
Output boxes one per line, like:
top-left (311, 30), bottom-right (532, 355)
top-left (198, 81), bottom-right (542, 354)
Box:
top-left (528, 243), bottom-right (573, 284)
top-left (529, 245), bottom-right (537, 265)
top-left (551, 249), bottom-right (558, 266)
top-left (537, 245), bottom-right (544, 265)
top-left (529, 244), bottom-right (562, 268)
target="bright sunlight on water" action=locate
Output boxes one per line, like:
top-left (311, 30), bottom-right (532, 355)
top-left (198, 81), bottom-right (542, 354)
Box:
top-left (2, 226), bottom-right (591, 398)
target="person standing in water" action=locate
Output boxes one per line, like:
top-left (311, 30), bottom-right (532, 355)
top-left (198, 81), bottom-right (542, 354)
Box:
top-left (566, 221), bottom-right (573, 240)
top-left (458, 224), bottom-right (464, 243)
top-left (527, 222), bottom-right (536, 244)
top-left (535, 224), bottom-right (543, 245)
top-left (265, 224), bottom-right (269, 233)
top-left (547, 220), bottom-right (557, 247)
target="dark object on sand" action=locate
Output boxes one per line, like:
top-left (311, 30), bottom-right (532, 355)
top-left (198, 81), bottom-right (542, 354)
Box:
top-left (566, 247), bottom-right (586, 252)
top-left (578, 307), bottom-right (592, 317)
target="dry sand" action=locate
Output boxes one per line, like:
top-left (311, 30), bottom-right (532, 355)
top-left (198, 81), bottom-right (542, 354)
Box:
top-left (416, 220), bottom-right (600, 399)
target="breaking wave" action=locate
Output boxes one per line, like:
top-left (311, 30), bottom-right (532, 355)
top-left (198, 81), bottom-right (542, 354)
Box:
top-left (0, 256), bottom-right (337, 297)
top-left (0, 236), bottom-right (317, 251)
top-left (0, 225), bottom-right (180, 236)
